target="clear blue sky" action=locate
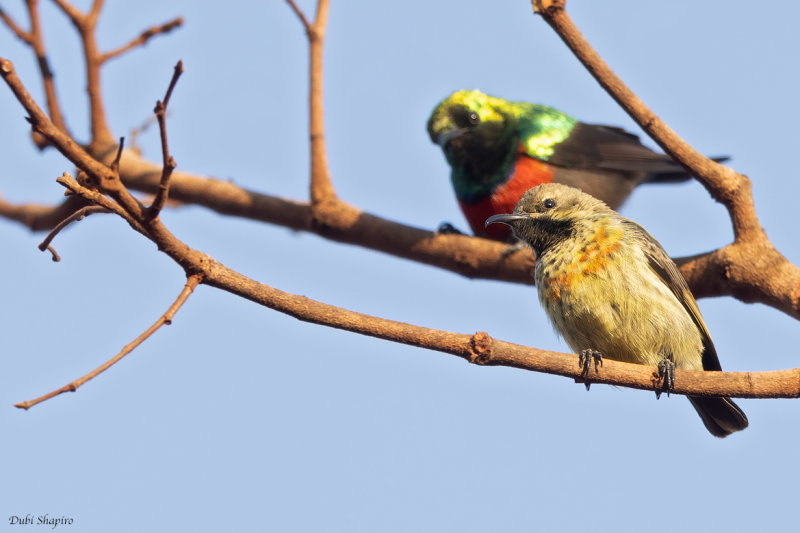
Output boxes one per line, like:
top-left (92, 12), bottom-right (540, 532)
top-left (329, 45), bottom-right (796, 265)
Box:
top-left (2, 1), bottom-right (799, 531)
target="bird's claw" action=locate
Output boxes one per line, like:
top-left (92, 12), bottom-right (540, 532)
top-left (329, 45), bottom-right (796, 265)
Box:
top-left (578, 349), bottom-right (603, 391)
top-left (656, 357), bottom-right (675, 399)
top-left (436, 222), bottom-right (464, 236)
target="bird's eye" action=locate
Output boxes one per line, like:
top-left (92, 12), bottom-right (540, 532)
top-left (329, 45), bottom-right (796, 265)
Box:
top-left (543, 198), bottom-right (556, 209)
top-left (467, 111), bottom-right (480, 125)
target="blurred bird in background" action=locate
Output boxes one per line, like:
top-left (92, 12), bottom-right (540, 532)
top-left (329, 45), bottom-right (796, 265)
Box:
top-left (428, 89), bottom-right (726, 240)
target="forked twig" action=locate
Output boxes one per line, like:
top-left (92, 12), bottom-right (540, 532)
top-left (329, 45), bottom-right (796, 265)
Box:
top-left (0, 7), bottom-right (31, 43)
top-left (285, 0), bottom-right (335, 207)
top-left (285, 0), bottom-right (313, 34)
top-left (15, 273), bottom-right (203, 410)
top-left (149, 61), bottom-right (183, 216)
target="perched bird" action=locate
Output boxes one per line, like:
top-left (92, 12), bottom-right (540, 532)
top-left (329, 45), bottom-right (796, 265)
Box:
top-left (428, 89), bottom-right (722, 241)
top-left (486, 183), bottom-right (748, 437)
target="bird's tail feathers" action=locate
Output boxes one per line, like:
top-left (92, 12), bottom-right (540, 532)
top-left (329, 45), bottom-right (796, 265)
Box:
top-left (688, 396), bottom-right (748, 438)
top-left (644, 156), bottom-right (730, 184)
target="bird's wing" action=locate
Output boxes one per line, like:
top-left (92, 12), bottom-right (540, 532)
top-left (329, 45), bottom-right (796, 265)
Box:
top-left (623, 219), bottom-right (723, 371)
top-left (545, 122), bottom-right (684, 174)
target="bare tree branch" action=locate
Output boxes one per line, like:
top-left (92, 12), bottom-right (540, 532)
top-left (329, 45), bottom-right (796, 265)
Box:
top-left (148, 61), bottom-right (182, 216)
top-left (0, 0), bottom-right (70, 145)
top-left (2, 3), bottom-right (800, 410)
top-left (531, 0), bottom-right (800, 318)
top-left (87, 0), bottom-right (105, 26)
top-left (37, 204), bottom-right (110, 261)
top-left (42, 169), bottom-right (800, 406)
top-left (4, 0), bottom-right (800, 320)
top-left (285, 0), bottom-right (313, 35)
top-left (49, 0), bottom-right (113, 149)
top-left (0, 193), bottom-right (90, 231)
top-left (15, 273), bottom-right (203, 410)
top-left (5, 47), bottom-right (799, 409)
top-left (50, 0), bottom-right (84, 27)
top-left (0, 6), bottom-right (31, 43)
top-left (286, 0), bottom-right (335, 207)
top-left (100, 17), bottom-right (184, 64)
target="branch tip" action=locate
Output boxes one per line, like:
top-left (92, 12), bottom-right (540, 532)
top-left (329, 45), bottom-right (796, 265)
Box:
top-left (37, 205), bottom-right (111, 260)
top-left (16, 273), bottom-right (202, 410)
top-left (45, 245), bottom-right (61, 262)
top-left (111, 137), bottom-right (125, 172)
top-left (532, 0), bottom-right (565, 14)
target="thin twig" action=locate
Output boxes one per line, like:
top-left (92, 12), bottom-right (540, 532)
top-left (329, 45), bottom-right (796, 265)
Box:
top-left (161, 60), bottom-right (183, 108)
top-left (149, 61), bottom-right (183, 216)
top-left (0, 6), bottom-right (32, 43)
top-left (37, 205), bottom-right (111, 261)
top-left (50, 0), bottom-right (84, 29)
top-left (0, 1), bottom-right (71, 144)
top-left (285, 0), bottom-right (313, 34)
top-left (87, 0), bottom-right (104, 25)
top-left (100, 17), bottom-right (184, 64)
top-left (110, 136), bottom-right (125, 173)
top-left (15, 273), bottom-right (203, 410)
top-left (128, 114), bottom-right (158, 154)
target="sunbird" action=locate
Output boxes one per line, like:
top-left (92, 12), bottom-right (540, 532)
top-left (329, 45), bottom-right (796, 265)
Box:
top-left (487, 183), bottom-right (748, 437)
top-left (428, 90), bottom-right (723, 240)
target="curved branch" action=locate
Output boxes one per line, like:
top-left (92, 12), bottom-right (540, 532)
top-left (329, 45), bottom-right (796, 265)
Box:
top-left (42, 170), bottom-right (800, 404)
top-left (37, 204), bottom-right (110, 261)
top-left (207, 266), bottom-right (800, 401)
top-left (15, 273), bottom-right (203, 410)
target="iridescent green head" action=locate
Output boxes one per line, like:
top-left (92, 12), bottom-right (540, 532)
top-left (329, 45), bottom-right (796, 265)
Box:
top-left (427, 89), bottom-right (578, 202)
top-left (427, 90), bottom-right (518, 179)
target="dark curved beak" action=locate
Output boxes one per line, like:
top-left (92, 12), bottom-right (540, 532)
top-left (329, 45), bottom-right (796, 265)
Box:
top-left (485, 213), bottom-right (526, 228)
top-left (435, 127), bottom-right (466, 148)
